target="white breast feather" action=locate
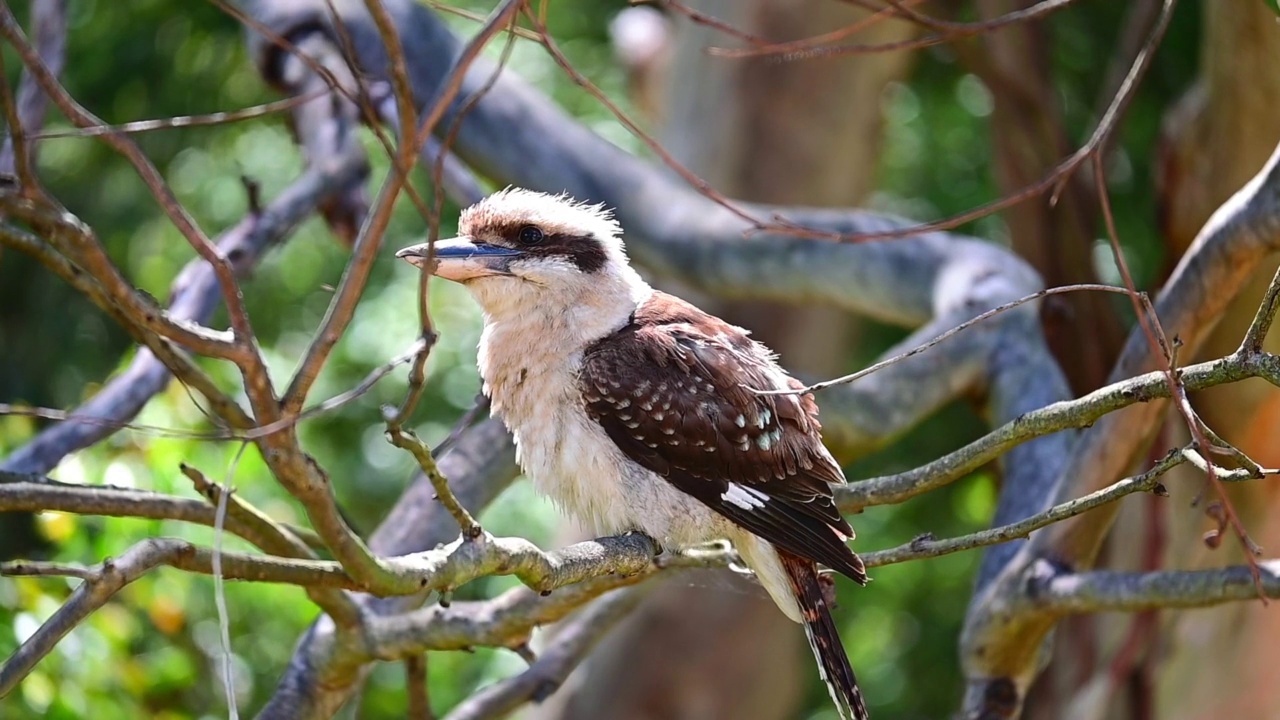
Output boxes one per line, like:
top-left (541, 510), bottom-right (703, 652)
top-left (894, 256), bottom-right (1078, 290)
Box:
top-left (471, 280), bottom-right (802, 625)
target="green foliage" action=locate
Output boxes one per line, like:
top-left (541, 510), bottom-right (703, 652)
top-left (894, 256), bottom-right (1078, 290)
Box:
top-left (0, 0), bottom-right (1201, 718)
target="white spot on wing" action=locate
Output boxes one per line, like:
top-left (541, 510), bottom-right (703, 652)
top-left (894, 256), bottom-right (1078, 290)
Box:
top-left (721, 482), bottom-right (768, 510)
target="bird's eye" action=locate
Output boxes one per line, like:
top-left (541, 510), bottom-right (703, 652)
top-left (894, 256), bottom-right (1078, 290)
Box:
top-left (517, 225), bottom-right (545, 245)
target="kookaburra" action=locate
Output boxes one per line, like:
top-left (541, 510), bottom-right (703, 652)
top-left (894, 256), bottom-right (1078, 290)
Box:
top-left (398, 188), bottom-right (869, 719)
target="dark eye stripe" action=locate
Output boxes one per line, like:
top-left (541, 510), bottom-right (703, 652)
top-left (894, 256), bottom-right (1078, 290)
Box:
top-left (534, 233), bottom-right (608, 273)
top-left (493, 223), bottom-right (609, 273)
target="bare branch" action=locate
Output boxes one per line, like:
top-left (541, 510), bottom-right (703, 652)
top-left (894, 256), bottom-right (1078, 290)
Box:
top-left (0, 127), bottom-right (368, 473)
top-left (0, 0), bottom-right (66, 187)
top-left (1034, 561), bottom-right (1280, 614)
top-left (840, 350), bottom-right (1274, 511)
top-left (280, 0), bottom-right (523, 415)
top-left (778, 284), bottom-right (1133, 396)
top-left (1241, 263), bottom-right (1280, 354)
top-left (31, 90), bottom-right (326, 139)
top-left (0, 224), bottom-right (254, 441)
top-left (387, 426), bottom-right (483, 538)
top-left (0, 195), bottom-right (239, 357)
top-left (958, 133), bottom-right (1280, 720)
top-left (406, 654), bottom-right (435, 720)
top-left (0, 537), bottom-right (347, 696)
top-left (440, 588), bottom-right (645, 720)
top-left (0, 471), bottom-right (287, 549)
top-left (0, 4), bottom-right (266, 368)
top-left (709, 0), bottom-right (1076, 59)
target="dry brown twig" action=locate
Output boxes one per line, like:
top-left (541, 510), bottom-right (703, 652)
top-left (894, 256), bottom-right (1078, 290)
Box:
top-left (723, 0), bottom-right (1079, 60)
top-left (1093, 151), bottom-right (1264, 590)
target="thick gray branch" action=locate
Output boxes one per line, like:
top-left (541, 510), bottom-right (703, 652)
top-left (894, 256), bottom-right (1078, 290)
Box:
top-left (1033, 561), bottom-right (1280, 614)
top-left (440, 588), bottom-right (646, 720)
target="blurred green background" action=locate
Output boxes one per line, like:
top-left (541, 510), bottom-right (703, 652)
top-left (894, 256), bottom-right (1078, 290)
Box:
top-left (0, 1), bottom-right (1199, 718)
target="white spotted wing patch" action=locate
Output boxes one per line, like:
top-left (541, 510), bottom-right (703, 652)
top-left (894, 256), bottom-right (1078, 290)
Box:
top-left (579, 291), bottom-right (866, 584)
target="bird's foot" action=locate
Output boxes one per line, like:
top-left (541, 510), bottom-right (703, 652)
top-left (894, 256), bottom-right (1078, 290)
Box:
top-left (619, 529), bottom-right (663, 558)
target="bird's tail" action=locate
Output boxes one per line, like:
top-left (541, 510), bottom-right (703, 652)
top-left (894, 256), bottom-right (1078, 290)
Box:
top-left (780, 551), bottom-right (869, 720)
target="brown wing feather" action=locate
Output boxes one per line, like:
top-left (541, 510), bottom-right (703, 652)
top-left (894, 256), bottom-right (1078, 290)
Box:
top-left (581, 293), bottom-right (865, 583)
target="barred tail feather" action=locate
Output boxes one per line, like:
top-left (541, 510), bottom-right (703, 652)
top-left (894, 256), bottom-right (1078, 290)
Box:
top-left (780, 551), bottom-right (869, 720)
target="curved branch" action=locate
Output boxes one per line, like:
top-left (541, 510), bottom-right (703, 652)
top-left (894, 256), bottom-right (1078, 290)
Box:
top-left (438, 588), bottom-right (645, 720)
top-left (840, 351), bottom-right (1273, 511)
top-left (1035, 561), bottom-right (1280, 614)
top-left (0, 0), bottom-right (65, 186)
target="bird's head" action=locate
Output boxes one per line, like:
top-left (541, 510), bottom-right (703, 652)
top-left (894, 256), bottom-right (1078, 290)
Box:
top-left (397, 188), bottom-right (648, 321)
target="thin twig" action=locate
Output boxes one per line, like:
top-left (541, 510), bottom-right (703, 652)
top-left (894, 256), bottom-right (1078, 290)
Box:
top-left (858, 447), bottom-right (1263, 568)
top-left (748, 0), bottom-right (1176, 244)
top-left (1034, 561), bottom-right (1280, 614)
top-left (32, 91), bottom-right (326, 139)
top-left (434, 394), bottom-right (492, 456)
top-left (1239, 264), bottom-right (1280, 355)
top-left (0, 4), bottom-right (269, 378)
top-left (211, 447), bottom-right (244, 720)
top-left (387, 426), bottom-right (483, 538)
top-left (0, 338), bottom-right (422, 445)
top-left (1093, 154), bottom-right (1265, 593)
top-left (703, 0), bottom-right (915, 59)
top-left (406, 654), bottom-right (435, 720)
top-left (839, 351), bottom-right (1280, 510)
top-left (0, 0), bottom-right (65, 190)
top-left (0, 539), bottom-right (219, 696)
top-left (0, 50), bottom-right (38, 192)
top-left (644, 0), bottom-right (769, 47)
top-left (281, 0), bottom-right (524, 415)
top-left (0, 471), bottom-right (320, 552)
top-left (763, 284), bottom-right (1134, 396)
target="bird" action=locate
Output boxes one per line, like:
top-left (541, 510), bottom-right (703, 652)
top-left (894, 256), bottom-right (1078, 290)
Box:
top-left (397, 188), bottom-right (869, 719)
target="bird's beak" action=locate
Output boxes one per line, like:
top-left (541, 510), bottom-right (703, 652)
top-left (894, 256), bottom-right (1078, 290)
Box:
top-left (396, 237), bottom-right (525, 282)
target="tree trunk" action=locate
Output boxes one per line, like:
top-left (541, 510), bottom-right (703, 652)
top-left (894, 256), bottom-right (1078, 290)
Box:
top-left (1142, 3), bottom-right (1280, 719)
top-left (974, 0), bottom-right (1124, 395)
top-left (531, 3), bottom-right (915, 718)
top-left (1026, 3), bottom-right (1280, 719)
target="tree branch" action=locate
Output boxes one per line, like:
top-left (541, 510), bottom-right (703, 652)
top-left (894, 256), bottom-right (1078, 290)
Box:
top-left (439, 588), bottom-right (645, 720)
top-left (0, 52), bottom-right (369, 473)
top-left (959, 135), bottom-right (1280, 718)
top-left (0, 0), bottom-right (66, 187)
top-left (841, 350), bottom-right (1277, 512)
top-left (1034, 561), bottom-right (1280, 614)
top-left (279, 0), bottom-right (522, 415)
top-left (0, 537), bottom-right (333, 697)
top-left (0, 3), bottom-right (267, 371)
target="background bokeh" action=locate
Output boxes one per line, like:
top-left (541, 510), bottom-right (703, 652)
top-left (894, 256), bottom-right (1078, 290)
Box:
top-left (1, 1), bottom-right (1206, 718)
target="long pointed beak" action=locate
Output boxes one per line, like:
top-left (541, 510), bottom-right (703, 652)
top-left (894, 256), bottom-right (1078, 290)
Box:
top-left (396, 237), bottom-right (524, 282)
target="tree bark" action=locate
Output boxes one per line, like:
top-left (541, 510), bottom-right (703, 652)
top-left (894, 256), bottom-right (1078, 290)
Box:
top-left (1139, 2), bottom-right (1280, 719)
top-left (1021, 3), bottom-right (1280, 718)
